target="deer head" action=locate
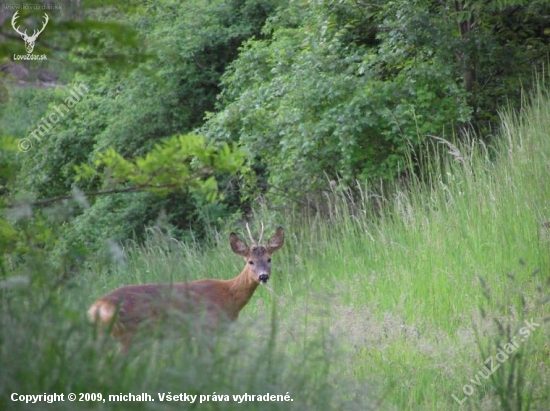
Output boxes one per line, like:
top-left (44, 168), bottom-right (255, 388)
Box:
top-left (12, 11), bottom-right (49, 54)
top-left (230, 222), bottom-right (284, 284)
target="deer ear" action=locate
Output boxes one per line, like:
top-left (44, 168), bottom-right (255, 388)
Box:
top-left (266, 227), bottom-right (284, 253)
top-left (230, 233), bottom-right (249, 256)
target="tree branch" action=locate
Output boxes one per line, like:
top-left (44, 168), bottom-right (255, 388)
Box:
top-left (5, 182), bottom-right (186, 208)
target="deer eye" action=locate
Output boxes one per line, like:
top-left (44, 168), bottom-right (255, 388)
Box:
top-left (267, 258), bottom-right (271, 263)
top-left (248, 261), bottom-right (254, 265)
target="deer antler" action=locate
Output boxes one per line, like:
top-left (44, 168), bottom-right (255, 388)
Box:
top-left (245, 221), bottom-right (266, 245)
top-left (245, 222), bottom-right (256, 245)
top-left (258, 221), bottom-right (265, 245)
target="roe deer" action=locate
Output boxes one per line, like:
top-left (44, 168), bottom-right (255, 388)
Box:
top-left (88, 223), bottom-right (284, 352)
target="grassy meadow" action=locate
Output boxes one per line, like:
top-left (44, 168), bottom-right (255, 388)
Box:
top-left (2, 85), bottom-right (550, 410)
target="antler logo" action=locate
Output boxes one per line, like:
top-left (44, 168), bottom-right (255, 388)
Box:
top-left (12, 11), bottom-right (49, 54)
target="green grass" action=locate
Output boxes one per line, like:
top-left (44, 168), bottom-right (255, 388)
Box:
top-left (2, 84), bottom-right (550, 410)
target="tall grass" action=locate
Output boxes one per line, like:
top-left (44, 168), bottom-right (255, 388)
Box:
top-left (2, 85), bottom-right (550, 410)
top-left (274, 84), bottom-right (550, 408)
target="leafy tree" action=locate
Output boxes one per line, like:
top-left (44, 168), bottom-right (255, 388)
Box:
top-left (3, 0), bottom-right (549, 250)
top-left (1, 0), bottom-right (281, 252)
top-left (381, 0), bottom-right (550, 130)
top-left (205, 0), bottom-right (550, 204)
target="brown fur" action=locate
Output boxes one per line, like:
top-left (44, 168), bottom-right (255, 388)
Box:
top-left (88, 227), bottom-right (284, 352)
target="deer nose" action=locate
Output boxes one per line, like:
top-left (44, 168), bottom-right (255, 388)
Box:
top-left (258, 273), bottom-right (269, 284)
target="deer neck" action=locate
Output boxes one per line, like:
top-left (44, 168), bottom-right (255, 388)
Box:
top-left (226, 267), bottom-right (260, 315)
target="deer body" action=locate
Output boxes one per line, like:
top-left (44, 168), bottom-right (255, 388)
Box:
top-left (88, 225), bottom-right (284, 352)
